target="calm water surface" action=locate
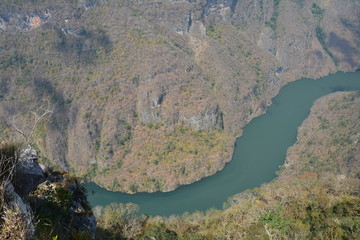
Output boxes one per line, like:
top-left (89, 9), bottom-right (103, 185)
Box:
top-left (86, 71), bottom-right (360, 216)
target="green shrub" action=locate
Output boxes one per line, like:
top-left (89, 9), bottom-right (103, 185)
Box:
top-left (96, 203), bottom-right (146, 239)
top-left (140, 223), bottom-right (178, 240)
top-left (316, 26), bottom-right (327, 48)
top-left (0, 205), bottom-right (33, 240)
top-left (311, 3), bottom-right (325, 21)
top-left (266, 0), bottom-right (281, 31)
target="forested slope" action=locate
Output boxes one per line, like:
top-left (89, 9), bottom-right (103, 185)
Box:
top-left (0, 0), bottom-right (359, 192)
top-left (95, 91), bottom-right (360, 239)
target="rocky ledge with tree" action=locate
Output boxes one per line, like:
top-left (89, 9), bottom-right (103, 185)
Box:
top-left (0, 143), bottom-right (96, 240)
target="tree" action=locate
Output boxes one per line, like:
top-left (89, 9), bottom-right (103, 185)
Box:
top-left (97, 203), bottom-right (147, 239)
top-left (12, 100), bottom-right (54, 148)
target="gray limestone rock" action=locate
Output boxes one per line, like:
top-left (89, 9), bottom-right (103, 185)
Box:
top-left (136, 83), bottom-right (167, 123)
top-left (12, 149), bottom-right (46, 196)
top-left (182, 105), bottom-right (223, 130)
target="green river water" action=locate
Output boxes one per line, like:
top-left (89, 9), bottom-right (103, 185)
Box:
top-left (86, 71), bottom-right (360, 216)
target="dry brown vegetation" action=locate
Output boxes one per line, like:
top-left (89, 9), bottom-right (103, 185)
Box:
top-left (284, 91), bottom-right (360, 181)
top-left (1, 205), bottom-right (33, 240)
top-left (0, 142), bottom-right (33, 240)
top-left (93, 125), bottom-right (233, 192)
top-left (95, 91), bottom-right (360, 239)
top-left (0, 142), bottom-right (18, 184)
top-left (0, 142), bottom-right (18, 209)
top-left (0, 0), bottom-right (359, 192)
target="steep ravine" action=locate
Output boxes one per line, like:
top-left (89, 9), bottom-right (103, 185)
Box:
top-left (85, 71), bottom-right (360, 215)
top-left (0, 0), bottom-right (359, 193)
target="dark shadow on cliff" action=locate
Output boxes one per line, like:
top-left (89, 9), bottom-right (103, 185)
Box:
top-left (328, 32), bottom-right (358, 68)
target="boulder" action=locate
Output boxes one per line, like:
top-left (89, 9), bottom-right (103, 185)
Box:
top-left (12, 149), bottom-right (46, 196)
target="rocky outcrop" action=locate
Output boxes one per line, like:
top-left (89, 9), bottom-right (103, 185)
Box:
top-left (136, 83), bottom-right (167, 123)
top-left (2, 149), bottom-right (96, 239)
top-left (29, 173), bottom-right (97, 239)
top-left (181, 105), bottom-right (223, 130)
top-left (257, 27), bottom-right (276, 55)
top-left (12, 149), bottom-right (46, 196)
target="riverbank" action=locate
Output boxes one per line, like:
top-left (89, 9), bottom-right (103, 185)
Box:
top-left (87, 71), bottom-right (360, 216)
top-left (93, 87), bottom-right (360, 240)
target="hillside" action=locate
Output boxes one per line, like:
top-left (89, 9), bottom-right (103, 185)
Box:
top-left (95, 91), bottom-right (360, 239)
top-left (0, 0), bottom-right (359, 192)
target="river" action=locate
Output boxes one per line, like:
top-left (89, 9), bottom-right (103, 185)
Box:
top-left (86, 71), bottom-right (360, 216)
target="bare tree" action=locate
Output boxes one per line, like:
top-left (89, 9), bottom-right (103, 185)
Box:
top-left (0, 155), bottom-right (16, 212)
top-left (12, 100), bottom-right (54, 148)
top-left (0, 154), bottom-right (17, 186)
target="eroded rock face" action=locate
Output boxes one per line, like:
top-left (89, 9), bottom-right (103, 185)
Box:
top-left (136, 83), bottom-right (167, 123)
top-left (257, 27), bottom-right (276, 55)
top-left (181, 105), bottom-right (223, 130)
top-left (12, 149), bottom-right (46, 197)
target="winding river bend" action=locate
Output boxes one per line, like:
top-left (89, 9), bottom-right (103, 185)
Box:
top-left (86, 71), bottom-right (360, 216)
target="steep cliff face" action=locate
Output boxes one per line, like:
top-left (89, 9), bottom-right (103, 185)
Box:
top-left (0, 0), bottom-right (359, 192)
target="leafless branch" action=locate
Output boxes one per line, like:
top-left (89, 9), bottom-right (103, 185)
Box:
top-left (0, 156), bottom-right (17, 184)
top-left (0, 154), bottom-right (18, 214)
top-left (11, 100), bottom-right (54, 147)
